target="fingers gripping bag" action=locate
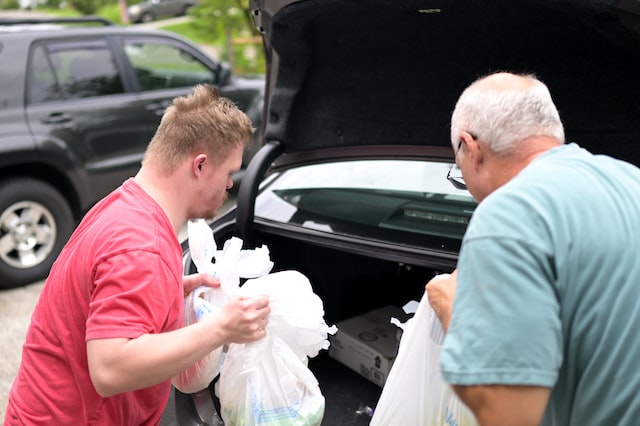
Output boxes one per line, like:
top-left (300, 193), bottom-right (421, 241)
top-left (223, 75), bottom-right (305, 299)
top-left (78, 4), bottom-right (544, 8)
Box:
top-left (171, 220), bottom-right (223, 393)
top-left (172, 286), bottom-right (225, 393)
top-left (173, 219), bottom-right (274, 393)
top-left (369, 289), bottom-right (478, 426)
top-left (219, 270), bottom-right (337, 426)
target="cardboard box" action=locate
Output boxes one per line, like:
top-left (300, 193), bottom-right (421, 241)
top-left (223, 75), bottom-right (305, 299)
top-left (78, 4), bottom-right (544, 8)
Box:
top-left (328, 305), bottom-right (411, 387)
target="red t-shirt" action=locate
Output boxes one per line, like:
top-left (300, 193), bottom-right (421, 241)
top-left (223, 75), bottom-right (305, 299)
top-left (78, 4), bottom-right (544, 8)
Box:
top-left (5, 179), bottom-right (184, 426)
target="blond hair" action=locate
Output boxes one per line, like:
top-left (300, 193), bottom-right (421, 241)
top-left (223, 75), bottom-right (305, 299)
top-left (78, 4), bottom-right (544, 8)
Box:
top-left (143, 84), bottom-right (254, 174)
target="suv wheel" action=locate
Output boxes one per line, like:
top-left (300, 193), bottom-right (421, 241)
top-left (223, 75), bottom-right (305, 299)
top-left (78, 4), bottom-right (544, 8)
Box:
top-left (0, 178), bottom-right (74, 289)
top-left (141, 12), bottom-right (155, 23)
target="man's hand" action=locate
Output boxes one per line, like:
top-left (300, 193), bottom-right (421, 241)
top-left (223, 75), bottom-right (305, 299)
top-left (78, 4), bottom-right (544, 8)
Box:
top-left (425, 269), bottom-right (457, 331)
top-left (183, 273), bottom-right (219, 297)
top-left (214, 294), bottom-right (271, 343)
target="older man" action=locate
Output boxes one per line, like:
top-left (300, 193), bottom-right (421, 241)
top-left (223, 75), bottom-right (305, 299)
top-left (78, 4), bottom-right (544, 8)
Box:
top-left (427, 72), bottom-right (640, 425)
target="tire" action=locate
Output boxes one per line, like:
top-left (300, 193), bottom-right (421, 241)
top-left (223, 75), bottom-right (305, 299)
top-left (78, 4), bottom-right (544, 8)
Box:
top-left (0, 178), bottom-right (74, 289)
top-left (141, 12), bottom-right (155, 23)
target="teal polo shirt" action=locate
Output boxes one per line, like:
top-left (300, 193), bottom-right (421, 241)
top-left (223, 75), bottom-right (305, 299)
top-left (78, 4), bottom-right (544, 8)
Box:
top-left (442, 143), bottom-right (640, 425)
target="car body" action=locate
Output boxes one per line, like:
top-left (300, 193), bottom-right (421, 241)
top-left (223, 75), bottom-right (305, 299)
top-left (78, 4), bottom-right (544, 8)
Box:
top-left (174, 0), bottom-right (640, 424)
top-left (0, 17), bottom-right (264, 289)
top-left (128, 0), bottom-right (198, 24)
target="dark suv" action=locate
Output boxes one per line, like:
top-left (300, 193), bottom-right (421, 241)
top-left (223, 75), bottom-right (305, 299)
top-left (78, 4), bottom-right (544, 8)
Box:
top-left (0, 17), bottom-right (264, 289)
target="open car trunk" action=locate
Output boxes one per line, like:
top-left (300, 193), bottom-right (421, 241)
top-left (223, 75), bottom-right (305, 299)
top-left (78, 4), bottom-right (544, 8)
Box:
top-left (181, 215), bottom-right (448, 425)
top-left (174, 0), bottom-right (640, 424)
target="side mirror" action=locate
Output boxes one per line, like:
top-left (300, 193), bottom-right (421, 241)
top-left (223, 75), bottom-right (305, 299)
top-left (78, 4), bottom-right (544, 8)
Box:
top-left (217, 62), bottom-right (232, 86)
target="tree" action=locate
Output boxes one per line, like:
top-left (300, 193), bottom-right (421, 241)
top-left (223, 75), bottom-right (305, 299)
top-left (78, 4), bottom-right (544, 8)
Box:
top-left (190, 0), bottom-right (264, 74)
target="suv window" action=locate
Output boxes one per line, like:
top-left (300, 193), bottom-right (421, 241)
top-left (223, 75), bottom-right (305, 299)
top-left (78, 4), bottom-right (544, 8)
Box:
top-left (28, 39), bottom-right (124, 104)
top-left (123, 39), bottom-right (217, 91)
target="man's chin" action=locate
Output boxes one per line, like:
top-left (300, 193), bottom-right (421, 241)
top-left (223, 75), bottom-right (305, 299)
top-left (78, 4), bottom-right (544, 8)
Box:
top-left (187, 212), bottom-right (216, 222)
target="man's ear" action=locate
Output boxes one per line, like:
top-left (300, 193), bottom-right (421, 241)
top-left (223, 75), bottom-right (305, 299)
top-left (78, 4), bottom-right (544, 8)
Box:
top-left (464, 134), bottom-right (484, 171)
top-left (193, 154), bottom-right (207, 176)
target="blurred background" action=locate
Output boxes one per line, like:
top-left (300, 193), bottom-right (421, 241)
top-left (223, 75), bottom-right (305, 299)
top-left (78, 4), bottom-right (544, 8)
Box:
top-left (0, 0), bottom-right (265, 76)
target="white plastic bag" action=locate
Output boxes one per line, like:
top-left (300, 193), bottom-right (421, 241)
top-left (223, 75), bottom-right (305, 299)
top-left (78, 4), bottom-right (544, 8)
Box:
top-left (219, 270), bottom-right (337, 426)
top-left (370, 290), bottom-right (478, 426)
top-left (219, 334), bottom-right (326, 426)
top-left (172, 286), bottom-right (225, 393)
top-left (173, 220), bottom-right (275, 393)
top-left (240, 271), bottom-right (337, 360)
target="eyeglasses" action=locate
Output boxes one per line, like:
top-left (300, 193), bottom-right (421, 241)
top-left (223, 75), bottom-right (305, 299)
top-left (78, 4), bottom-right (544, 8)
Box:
top-left (446, 139), bottom-right (467, 190)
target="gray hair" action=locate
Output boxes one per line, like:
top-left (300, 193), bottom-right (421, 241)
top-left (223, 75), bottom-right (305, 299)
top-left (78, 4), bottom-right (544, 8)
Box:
top-left (450, 73), bottom-right (565, 155)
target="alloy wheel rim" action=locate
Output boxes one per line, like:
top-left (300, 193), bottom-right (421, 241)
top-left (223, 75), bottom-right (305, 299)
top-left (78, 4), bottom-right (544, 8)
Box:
top-left (0, 201), bottom-right (57, 269)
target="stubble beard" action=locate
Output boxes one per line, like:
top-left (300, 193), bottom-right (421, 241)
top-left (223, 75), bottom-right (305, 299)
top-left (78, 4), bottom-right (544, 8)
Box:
top-left (188, 191), bottom-right (228, 222)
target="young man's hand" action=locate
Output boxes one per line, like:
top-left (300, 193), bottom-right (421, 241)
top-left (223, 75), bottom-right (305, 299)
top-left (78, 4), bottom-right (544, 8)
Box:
top-left (183, 273), bottom-right (220, 297)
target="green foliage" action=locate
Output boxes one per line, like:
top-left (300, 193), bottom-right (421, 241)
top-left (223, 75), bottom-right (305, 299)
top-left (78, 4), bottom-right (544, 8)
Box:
top-left (230, 38), bottom-right (265, 76)
top-left (185, 0), bottom-right (264, 75)
top-left (42, 0), bottom-right (63, 9)
top-left (95, 2), bottom-right (122, 24)
top-left (1, 0), bottom-right (20, 10)
top-left (189, 0), bottom-right (247, 43)
top-left (69, 0), bottom-right (96, 14)
top-left (160, 21), bottom-right (211, 45)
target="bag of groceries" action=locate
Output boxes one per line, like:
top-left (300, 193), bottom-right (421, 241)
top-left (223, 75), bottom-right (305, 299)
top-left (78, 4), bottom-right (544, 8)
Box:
top-left (172, 219), bottom-right (274, 393)
top-left (370, 286), bottom-right (478, 426)
top-left (174, 219), bottom-right (336, 426)
top-left (219, 270), bottom-right (337, 426)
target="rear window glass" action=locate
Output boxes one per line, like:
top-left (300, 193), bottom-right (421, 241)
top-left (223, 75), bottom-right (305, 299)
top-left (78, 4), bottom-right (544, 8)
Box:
top-left (255, 160), bottom-right (477, 253)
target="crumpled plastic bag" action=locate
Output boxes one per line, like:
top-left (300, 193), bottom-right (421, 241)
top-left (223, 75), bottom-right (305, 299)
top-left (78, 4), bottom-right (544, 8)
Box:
top-left (240, 271), bottom-right (337, 360)
top-left (219, 270), bottom-right (338, 426)
top-left (172, 286), bottom-right (223, 393)
top-left (172, 219), bottom-right (274, 393)
top-left (174, 218), bottom-right (336, 425)
top-left (219, 333), bottom-right (325, 426)
top-left (370, 275), bottom-right (478, 426)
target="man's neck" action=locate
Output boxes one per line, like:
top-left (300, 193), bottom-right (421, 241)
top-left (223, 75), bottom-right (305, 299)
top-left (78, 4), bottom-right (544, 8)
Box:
top-left (134, 168), bottom-right (186, 236)
top-left (490, 136), bottom-right (562, 192)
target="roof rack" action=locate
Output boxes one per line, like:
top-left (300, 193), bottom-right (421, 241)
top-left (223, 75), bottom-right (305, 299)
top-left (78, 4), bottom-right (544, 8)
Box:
top-left (0, 16), bottom-right (114, 26)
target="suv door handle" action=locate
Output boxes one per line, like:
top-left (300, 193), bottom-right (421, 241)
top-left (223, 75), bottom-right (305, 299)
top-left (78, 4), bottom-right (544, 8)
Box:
top-left (41, 112), bottom-right (72, 125)
top-left (145, 99), bottom-right (172, 116)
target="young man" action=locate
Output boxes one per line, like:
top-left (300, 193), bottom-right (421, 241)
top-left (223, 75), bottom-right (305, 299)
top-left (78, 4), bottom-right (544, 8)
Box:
top-left (427, 72), bottom-right (640, 425)
top-left (5, 84), bottom-right (270, 425)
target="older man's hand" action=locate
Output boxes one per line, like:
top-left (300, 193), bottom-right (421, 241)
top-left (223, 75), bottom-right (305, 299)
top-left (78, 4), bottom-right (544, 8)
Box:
top-left (425, 270), bottom-right (457, 331)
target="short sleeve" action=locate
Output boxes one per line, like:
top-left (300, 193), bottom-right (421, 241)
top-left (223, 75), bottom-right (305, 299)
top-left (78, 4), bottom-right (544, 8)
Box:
top-left (441, 191), bottom-right (563, 387)
top-left (86, 250), bottom-right (183, 341)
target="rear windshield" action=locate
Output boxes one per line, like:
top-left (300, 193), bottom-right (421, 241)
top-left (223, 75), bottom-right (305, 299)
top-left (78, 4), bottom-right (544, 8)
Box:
top-left (255, 160), bottom-right (477, 253)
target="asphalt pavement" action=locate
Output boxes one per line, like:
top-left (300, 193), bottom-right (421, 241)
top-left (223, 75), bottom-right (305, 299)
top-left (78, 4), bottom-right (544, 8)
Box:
top-left (0, 280), bottom-right (44, 423)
